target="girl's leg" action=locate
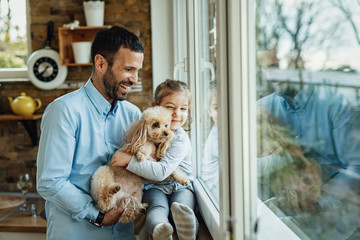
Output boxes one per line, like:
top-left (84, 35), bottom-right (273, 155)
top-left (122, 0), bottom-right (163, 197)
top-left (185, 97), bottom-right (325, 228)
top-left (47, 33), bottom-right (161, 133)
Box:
top-left (143, 188), bottom-right (173, 239)
top-left (169, 188), bottom-right (198, 240)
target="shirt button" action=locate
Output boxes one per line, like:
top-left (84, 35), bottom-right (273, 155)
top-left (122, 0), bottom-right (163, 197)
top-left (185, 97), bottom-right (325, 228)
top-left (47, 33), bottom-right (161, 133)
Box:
top-left (295, 135), bottom-right (299, 139)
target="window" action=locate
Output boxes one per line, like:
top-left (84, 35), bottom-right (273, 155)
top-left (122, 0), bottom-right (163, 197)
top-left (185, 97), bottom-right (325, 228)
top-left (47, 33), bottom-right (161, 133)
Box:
top-left (0, 0), bottom-right (29, 80)
top-left (256, 0), bottom-right (360, 239)
top-left (170, 0), bottom-right (222, 238)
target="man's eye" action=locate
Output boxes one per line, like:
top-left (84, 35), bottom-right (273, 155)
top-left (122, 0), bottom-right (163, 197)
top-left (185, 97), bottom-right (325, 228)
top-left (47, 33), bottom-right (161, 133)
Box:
top-left (153, 123), bottom-right (159, 128)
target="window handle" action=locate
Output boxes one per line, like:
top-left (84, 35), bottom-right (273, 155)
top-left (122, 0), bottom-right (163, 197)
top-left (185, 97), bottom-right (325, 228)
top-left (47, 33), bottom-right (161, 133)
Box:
top-left (201, 58), bottom-right (215, 81)
top-left (173, 58), bottom-right (188, 80)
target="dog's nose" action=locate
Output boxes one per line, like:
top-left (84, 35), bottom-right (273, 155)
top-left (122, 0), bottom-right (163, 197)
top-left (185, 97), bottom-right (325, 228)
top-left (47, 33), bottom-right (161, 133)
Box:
top-left (164, 132), bottom-right (168, 136)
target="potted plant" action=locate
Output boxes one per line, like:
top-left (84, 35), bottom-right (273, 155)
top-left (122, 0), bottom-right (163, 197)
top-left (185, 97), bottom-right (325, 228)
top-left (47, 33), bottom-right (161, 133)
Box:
top-left (83, 0), bottom-right (105, 27)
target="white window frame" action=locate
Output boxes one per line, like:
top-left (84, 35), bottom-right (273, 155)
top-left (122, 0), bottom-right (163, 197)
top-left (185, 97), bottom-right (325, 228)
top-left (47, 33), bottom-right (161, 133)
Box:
top-left (0, 0), bottom-right (30, 82)
top-left (223, 0), bottom-right (258, 238)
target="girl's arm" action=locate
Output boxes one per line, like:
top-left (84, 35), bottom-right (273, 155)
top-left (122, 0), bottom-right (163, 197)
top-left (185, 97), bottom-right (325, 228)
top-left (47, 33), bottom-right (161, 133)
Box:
top-left (111, 132), bottom-right (189, 181)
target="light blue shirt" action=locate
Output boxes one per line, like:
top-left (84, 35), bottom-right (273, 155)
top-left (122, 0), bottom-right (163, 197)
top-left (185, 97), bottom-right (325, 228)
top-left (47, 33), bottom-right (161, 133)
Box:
top-left (36, 79), bottom-right (141, 240)
top-left (258, 84), bottom-right (360, 239)
top-left (127, 127), bottom-right (194, 195)
top-left (258, 84), bottom-right (360, 181)
top-left (201, 124), bottom-right (219, 201)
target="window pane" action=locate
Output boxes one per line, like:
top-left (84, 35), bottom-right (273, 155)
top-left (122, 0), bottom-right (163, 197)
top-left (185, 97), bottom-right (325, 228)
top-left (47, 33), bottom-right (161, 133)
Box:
top-left (198, 0), bottom-right (219, 206)
top-left (256, 0), bottom-right (360, 239)
top-left (0, 0), bottom-right (27, 69)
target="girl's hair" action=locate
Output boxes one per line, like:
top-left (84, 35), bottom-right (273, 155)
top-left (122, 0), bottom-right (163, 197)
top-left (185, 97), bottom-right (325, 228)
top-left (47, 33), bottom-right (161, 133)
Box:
top-left (154, 79), bottom-right (192, 131)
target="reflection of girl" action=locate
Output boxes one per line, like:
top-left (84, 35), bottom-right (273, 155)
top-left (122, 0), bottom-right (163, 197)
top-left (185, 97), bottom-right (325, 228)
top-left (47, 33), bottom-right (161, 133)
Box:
top-left (112, 80), bottom-right (197, 240)
top-left (201, 82), bottom-right (219, 201)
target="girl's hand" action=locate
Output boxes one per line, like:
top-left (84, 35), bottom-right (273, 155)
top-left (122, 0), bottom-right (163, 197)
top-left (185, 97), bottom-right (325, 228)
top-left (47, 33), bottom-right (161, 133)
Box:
top-left (111, 150), bottom-right (132, 167)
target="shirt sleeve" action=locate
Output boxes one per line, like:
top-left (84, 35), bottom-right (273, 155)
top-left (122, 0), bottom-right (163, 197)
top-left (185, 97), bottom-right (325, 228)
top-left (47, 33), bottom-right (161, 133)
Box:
top-left (328, 100), bottom-right (360, 188)
top-left (126, 133), bottom-right (188, 181)
top-left (36, 101), bottom-right (98, 221)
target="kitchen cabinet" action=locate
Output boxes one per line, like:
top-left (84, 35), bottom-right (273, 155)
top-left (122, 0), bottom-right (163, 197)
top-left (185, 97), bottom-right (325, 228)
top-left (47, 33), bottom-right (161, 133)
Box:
top-left (58, 26), bottom-right (111, 66)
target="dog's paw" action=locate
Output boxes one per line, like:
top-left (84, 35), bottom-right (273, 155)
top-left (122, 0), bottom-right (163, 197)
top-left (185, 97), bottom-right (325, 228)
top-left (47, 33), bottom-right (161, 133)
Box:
top-left (136, 152), bottom-right (146, 162)
top-left (178, 178), bottom-right (190, 186)
top-left (110, 185), bottom-right (121, 194)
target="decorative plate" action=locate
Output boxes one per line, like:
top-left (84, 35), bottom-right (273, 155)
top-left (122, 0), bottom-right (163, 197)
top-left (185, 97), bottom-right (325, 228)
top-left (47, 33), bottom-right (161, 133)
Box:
top-left (0, 195), bottom-right (25, 209)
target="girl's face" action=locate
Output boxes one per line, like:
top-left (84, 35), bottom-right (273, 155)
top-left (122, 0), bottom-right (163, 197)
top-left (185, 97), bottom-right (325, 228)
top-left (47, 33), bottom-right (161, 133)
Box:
top-left (159, 92), bottom-right (189, 130)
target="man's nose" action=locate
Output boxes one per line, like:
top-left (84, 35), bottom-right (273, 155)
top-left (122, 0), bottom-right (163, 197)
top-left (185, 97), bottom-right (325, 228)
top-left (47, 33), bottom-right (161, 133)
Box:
top-left (129, 72), bottom-right (138, 84)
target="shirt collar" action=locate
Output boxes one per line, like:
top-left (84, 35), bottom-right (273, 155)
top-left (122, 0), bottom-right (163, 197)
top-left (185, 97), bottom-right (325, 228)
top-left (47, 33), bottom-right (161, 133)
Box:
top-left (293, 84), bottom-right (314, 109)
top-left (84, 78), bottom-right (113, 116)
top-left (279, 84), bottom-right (315, 111)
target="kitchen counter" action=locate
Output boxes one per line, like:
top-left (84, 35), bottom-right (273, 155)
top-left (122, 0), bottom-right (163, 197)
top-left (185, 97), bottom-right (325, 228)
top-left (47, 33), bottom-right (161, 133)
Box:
top-left (0, 195), bottom-right (46, 233)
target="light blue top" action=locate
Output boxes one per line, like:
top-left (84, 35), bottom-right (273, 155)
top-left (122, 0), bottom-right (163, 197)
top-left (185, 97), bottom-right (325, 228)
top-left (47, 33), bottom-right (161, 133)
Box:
top-left (258, 84), bottom-right (360, 181)
top-left (258, 84), bottom-right (360, 239)
top-left (36, 79), bottom-right (141, 240)
top-left (201, 124), bottom-right (219, 201)
top-left (127, 127), bottom-right (194, 195)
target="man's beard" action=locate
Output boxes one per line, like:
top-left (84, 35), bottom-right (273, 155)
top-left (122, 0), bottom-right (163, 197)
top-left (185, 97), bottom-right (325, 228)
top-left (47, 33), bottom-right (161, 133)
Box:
top-left (103, 68), bottom-right (132, 101)
top-left (272, 82), bottom-right (300, 98)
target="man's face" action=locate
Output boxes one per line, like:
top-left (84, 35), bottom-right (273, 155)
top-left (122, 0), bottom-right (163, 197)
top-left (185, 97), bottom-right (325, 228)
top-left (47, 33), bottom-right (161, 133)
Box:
top-left (272, 81), bottom-right (301, 97)
top-left (103, 47), bottom-right (144, 101)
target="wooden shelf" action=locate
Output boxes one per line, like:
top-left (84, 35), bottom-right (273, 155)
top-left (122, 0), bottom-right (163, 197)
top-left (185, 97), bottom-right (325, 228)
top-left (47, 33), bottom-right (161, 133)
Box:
top-left (0, 114), bottom-right (43, 146)
top-left (0, 114), bottom-right (43, 121)
top-left (58, 26), bottom-right (112, 66)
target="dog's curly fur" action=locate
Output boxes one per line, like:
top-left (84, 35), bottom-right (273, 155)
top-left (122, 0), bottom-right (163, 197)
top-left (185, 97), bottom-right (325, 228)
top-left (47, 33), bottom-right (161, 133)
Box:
top-left (91, 106), bottom-right (189, 223)
top-left (257, 107), bottom-right (322, 214)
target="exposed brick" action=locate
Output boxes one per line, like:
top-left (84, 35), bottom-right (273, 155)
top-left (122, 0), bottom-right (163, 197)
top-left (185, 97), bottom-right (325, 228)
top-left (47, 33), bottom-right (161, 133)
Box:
top-left (0, 0), bottom-right (152, 193)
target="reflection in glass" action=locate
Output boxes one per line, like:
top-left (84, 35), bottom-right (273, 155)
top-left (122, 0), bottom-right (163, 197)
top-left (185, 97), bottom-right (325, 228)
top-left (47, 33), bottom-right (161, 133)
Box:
top-left (198, 0), bottom-right (219, 206)
top-left (256, 0), bottom-right (360, 239)
top-left (201, 81), bottom-right (219, 202)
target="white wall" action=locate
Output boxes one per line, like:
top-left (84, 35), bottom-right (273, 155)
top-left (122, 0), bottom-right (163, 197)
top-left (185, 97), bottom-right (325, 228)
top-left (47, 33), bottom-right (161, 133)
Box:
top-left (150, 0), bottom-right (175, 92)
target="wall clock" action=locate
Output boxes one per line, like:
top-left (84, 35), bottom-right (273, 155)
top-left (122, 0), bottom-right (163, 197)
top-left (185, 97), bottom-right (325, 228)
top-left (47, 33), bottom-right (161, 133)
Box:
top-left (27, 21), bottom-right (68, 90)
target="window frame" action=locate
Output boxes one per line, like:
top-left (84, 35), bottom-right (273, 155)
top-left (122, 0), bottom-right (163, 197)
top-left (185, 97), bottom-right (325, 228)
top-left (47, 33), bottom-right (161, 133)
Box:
top-left (0, 0), bottom-right (31, 81)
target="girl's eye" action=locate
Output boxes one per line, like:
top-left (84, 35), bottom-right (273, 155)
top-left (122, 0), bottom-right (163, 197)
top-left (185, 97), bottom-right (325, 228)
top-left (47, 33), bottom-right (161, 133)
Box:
top-left (181, 108), bottom-right (188, 111)
top-left (166, 106), bottom-right (173, 109)
top-left (153, 123), bottom-right (159, 128)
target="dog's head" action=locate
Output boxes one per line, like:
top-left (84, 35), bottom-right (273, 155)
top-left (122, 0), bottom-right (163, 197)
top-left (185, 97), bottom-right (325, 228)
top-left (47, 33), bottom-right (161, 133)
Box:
top-left (142, 106), bottom-right (174, 144)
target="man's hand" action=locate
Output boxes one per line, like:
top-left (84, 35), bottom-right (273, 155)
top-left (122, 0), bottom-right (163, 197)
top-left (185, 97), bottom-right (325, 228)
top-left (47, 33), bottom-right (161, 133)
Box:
top-left (111, 150), bottom-right (132, 167)
top-left (102, 206), bottom-right (124, 226)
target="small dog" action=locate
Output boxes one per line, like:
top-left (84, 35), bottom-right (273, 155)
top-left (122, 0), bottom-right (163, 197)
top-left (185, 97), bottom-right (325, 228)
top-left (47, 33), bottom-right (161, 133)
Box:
top-left (91, 106), bottom-right (189, 223)
top-left (257, 107), bottom-right (322, 214)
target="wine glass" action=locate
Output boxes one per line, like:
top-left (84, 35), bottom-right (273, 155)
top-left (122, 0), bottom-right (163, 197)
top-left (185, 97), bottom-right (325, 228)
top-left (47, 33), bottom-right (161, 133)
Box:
top-left (17, 173), bottom-right (33, 210)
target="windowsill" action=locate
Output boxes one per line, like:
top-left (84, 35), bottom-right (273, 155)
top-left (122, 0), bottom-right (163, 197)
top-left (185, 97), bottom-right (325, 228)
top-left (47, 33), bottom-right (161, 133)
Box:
top-left (193, 179), bottom-right (221, 240)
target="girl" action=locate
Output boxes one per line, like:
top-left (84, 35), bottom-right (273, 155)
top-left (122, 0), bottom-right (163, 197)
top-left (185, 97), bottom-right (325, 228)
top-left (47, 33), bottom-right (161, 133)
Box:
top-left (111, 79), bottom-right (197, 240)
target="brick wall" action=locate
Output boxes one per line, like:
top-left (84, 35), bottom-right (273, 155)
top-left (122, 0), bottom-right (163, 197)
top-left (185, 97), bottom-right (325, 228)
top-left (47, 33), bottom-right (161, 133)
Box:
top-left (0, 0), bottom-right (152, 192)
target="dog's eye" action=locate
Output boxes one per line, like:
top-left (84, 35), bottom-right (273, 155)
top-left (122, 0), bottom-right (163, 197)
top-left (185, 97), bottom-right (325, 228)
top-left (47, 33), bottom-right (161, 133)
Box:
top-left (152, 123), bottom-right (159, 128)
top-left (165, 124), bottom-right (168, 128)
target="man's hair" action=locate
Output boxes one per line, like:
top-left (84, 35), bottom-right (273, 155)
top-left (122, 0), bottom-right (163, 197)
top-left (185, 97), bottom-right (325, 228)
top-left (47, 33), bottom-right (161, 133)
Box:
top-left (91, 26), bottom-right (144, 68)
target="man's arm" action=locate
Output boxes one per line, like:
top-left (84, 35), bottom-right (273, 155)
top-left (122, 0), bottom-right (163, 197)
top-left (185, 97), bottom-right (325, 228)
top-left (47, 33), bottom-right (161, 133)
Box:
top-left (36, 101), bottom-right (99, 222)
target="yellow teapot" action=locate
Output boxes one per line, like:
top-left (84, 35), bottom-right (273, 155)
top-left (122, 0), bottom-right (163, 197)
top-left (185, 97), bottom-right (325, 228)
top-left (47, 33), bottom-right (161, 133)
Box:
top-left (8, 92), bottom-right (42, 116)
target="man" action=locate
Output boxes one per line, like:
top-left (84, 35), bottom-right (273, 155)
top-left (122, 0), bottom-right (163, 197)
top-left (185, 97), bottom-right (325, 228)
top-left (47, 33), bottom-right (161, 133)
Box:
top-left (36, 26), bottom-right (144, 240)
top-left (258, 79), bottom-right (360, 239)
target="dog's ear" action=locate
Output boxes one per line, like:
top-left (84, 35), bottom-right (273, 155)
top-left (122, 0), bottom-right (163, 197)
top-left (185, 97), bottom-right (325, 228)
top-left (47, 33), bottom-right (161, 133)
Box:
top-left (121, 118), bottom-right (148, 154)
top-left (156, 131), bottom-right (174, 159)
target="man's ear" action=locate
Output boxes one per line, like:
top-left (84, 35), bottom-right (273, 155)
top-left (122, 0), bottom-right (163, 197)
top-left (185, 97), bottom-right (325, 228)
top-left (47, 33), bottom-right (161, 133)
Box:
top-left (94, 54), bottom-right (108, 74)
